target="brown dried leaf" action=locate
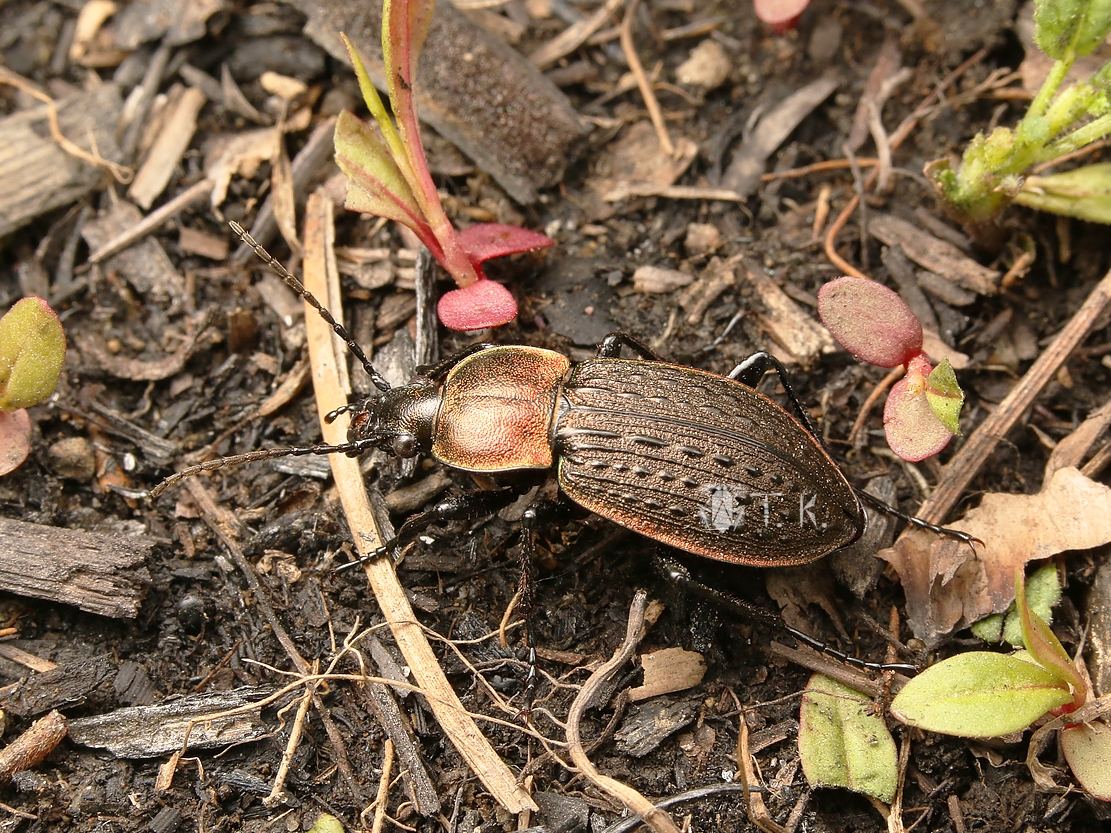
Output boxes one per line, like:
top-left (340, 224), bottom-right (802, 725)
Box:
top-left (204, 127), bottom-right (281, 209)
top-left (879, 467), bottom-right (1111, 645)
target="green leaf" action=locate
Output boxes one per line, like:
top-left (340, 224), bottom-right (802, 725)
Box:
top-left (307, 814), bottom-right (344, 833)
top-left (890, 652), bottom-right (1073, 737)
top-left (1035, 0), bottom-right (1111, 59)
top-left (1003, 561), bottom-right (1062, 646)
top-left (971, 613), bottom-right (1005, 642)
top-left (0, 297), bottom-right (66, 412)
top-left (1016, 568), bottom-right (1088, 706)
top-left (1014, 163), bottom-right (1111, 223)
top-left (799, 674), bottom-right (898, 803)
top-left (1062, 721), bottom-right (1111, 800)
top-left (925, 358), bottom-right (964, 435)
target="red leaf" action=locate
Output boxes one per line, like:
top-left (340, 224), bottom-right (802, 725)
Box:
top-left (753, 0), bottom-right (809, 29)
top-left (437, 280), bottom-right (518, 330)
top-left (0, 408), bottom-right (31, 476)
top-left (884, 356), bottom-right (953, 462)
top-left (818, 277), bottom-right (923, 368)
top-left (457, 223), bottom-right (555, 265)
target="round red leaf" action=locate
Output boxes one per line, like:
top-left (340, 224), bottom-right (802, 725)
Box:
top-left (883, 369), bottom-right (953, 462)
top-left (818, 277), bottom-right (924, 368)
top-left (437, 279), bottom-right (518, 330)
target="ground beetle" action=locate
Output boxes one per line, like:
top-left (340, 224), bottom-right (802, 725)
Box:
top-left (152, 226), bottom-right (973, 687)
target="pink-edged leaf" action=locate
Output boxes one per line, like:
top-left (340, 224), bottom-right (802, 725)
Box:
top-left (1062, 722), bottom-right (1111, 801)
top-left (884, 356), bottom-right (953, 462)
top-left (380, 0), bottom-right (478, 287)
top-left (437, 279), bottom-right (518, 330)
top-left (0, 408), bottom-right (31, 476)
top-left (1016, 569), bottom-right (1088, 707)
top-left (335, 113), bottom-right (425, 228)
top-left (458, 223), bottom-right (555, 265)
top-left (341, 34), bottom-right (408, 175)
top-left (753, 0), bottom-right (810, 30)
top-left (818, 277), bottom-right (923, 368)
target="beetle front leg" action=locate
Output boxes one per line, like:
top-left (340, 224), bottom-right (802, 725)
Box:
top-left (596, 332), bottom-right (663, 361)
top-left (518, 496), bottom-right (575, 716)
top-left (337, 487), bottom-right (525, 572)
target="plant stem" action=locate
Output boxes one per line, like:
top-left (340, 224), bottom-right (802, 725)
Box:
top-left (1042, 111), bottom-right (1111, 159)
top-left (1026, 53), bottom-right (1074, 122)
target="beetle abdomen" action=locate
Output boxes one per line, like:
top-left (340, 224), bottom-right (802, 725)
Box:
top-left (555, 359), bottom-right (862, 566)
top-left (433, 346), bottom-right (570, 472)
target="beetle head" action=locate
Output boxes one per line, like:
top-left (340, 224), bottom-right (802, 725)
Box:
top-left (346, 381), bottom-right (440, 457)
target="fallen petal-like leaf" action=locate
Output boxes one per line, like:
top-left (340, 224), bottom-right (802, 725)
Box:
top-left (818, 277), bottom-right (923, 368)
top-left (1062, 721), bottom-right (1111, 801)
top-left (0, 409), bottom-right (32, 476)
top-left (753, 0), bottom-right (810, 29)
top-left (437, 279), bottom-right (517, 330)
top-left (799, 674), bottom-right (897, 803)
top-left (457, 223), bottom-right (554, 264)
top-left (890, 652), bottom-right (1072, 737)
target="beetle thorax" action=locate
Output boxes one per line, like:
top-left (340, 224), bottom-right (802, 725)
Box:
top-left (347, 382), bottom-right (441, 457)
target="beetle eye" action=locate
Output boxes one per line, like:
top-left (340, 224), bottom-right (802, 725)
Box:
top-left (392, 434), bottom-right (418, 458)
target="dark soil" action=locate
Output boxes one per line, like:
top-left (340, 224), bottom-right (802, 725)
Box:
top-left (2, 0), bottom-right (1111, 831)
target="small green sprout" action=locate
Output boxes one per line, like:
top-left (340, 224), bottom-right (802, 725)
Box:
top-left (891, 568), bottom-right (1111, 801)
top-left (926, 0), bottom-right (1111, 247)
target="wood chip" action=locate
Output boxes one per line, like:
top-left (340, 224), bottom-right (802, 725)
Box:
top-left (67, 686), bottom-right (281, 757)
top-left (633, 265), bottom-right (694, 293)
top-left (0, 711), bottom-right (67, 784)
top-left (868, 213), bottom-right (1000, 296)
top-left (628, 647), bottom-right (706, 701)
top-left (744, 268), bottom-right (836, 367)
top-left (722, 75), bottom-right (839, 197)
top-left (82, 201), bottom-right (185, 299)
top-left (128, 86), bottom-right (206, 209)
top-left (0, 518), bottom-right (152, 618)
top-left (0, 84), bottom-right (124, 238)
top-left (178, 225), bottom-right (229, 260)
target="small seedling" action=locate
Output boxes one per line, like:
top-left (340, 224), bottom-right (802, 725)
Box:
top-left (926, 0), bottom-right (1111, 248)
top-left (333, 0), bottom-right (554, 331)
top-left (0, 296), bottom-right (66, 476)
top-left (891, 569), bottom-right (1111, 800)
top-left (818, 276), bottom-right (964, 462)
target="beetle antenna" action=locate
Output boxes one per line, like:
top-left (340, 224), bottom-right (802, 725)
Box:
top-left (148, 439), bottom-right (381, 497)
top-left (230, 222), bottom-right (392, 392)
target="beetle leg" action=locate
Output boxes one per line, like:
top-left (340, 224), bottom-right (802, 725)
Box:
top-left (855, 490), bottom-right (983, 548)
top-left (596, 332), bottom-right (663, 361)
top-left (336, 487), bottom-right (525, 572)
top-left (653, 551), bottom-right (918, 675)
top-left (518, 496), bottom-right (576, 716)
top-left (728, 352), bottom-right (821, 435)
